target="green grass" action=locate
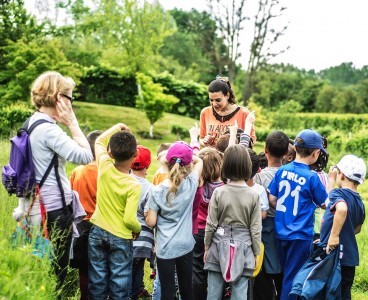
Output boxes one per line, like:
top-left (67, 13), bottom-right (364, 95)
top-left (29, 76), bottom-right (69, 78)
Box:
top-left (1, 102), bottom-right (368, 298)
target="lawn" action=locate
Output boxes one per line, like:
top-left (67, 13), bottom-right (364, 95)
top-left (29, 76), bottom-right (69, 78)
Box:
top-left (0, 102), bottom-right (367, 299)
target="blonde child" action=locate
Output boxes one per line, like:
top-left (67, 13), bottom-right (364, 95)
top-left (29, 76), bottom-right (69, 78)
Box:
top-left (204, 145), bottom-right (262, 299)
top-left (152, 143), bottom-right (171, 185)
top-left (146, 141), bottom-right (203, 300)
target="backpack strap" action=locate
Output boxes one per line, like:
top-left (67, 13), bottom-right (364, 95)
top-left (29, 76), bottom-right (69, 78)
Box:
top-left (38, 154), bottom-right (67, 210)
top-left (26, 118), bottom-right (52, 134)
top-left (26, 117), bottom-right (68, 210)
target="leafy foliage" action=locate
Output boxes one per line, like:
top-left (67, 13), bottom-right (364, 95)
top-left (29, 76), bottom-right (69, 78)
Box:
top-left (152, 72), bottom-right (208, 119)
top-left (77, 65), bottom-right (137, 106)
top-left (0, 103), bottom-right (33, 136)
top-left (0, 39), bottom-right (82, 105)
top-left (136, 73), bottom-right (179, 136)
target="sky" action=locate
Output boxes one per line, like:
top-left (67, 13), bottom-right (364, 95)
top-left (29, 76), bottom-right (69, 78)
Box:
top-left (24, 0), bottom-right (368, 71)
top-left (158, 0), bottom-right (368, 71)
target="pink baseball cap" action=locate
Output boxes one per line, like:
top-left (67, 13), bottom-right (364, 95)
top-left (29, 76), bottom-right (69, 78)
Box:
top-left (166, 141), bottom-right (193, 166)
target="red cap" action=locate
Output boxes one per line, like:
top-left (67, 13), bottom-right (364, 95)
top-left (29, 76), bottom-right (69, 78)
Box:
top-left (131, 145), bottom-right (151, 170)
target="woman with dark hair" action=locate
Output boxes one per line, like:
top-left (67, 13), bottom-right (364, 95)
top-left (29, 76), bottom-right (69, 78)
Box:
top-left (199, 76), bottom-right (256, 147)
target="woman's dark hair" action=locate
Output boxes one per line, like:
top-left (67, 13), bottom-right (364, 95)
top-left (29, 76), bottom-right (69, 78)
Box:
top-left (208, 78), bottom-right (236, 104)
top-left (221, 145), bottom-right (252, 182)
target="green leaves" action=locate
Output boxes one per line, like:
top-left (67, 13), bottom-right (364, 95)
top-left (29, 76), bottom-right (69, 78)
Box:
top-left (136, 73), bottom-right (179, 136)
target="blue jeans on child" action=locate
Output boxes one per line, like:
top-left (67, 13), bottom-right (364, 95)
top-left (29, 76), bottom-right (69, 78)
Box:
top-left (88, 225), bottom-right (133, 300)
top-left (207, 271), bottom-right (249, 299)
top-left (152, 270), bottom-right (161, 300)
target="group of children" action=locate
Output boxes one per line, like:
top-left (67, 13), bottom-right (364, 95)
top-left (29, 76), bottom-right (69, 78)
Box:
top-left (69, 115), bottom-right (366, 300)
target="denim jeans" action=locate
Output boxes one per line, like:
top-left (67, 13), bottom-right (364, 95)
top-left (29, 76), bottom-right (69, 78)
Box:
top-left (207, 271), bottom-right (249, 300)
top-left (88, 225), bottom-right (133, 300)
top-left (152, 270), bottom-right (161, 300)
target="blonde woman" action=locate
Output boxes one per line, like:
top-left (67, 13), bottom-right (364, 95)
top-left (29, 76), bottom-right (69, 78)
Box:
top-left (29, 71), bottom-right (93, 290)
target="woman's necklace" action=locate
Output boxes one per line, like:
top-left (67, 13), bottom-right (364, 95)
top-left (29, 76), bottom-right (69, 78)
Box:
top-left (212, 106), bottom-right (240, 123)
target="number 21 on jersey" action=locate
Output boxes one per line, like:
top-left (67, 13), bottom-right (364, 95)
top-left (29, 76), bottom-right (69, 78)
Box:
top-left (276, 180), bottom-right (301, 216)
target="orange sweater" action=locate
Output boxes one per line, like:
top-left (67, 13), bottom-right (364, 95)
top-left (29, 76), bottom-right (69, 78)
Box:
top-left (70, 163), bottom-right (98, 220)
top-left (199, 106), bottom-right (256, 145)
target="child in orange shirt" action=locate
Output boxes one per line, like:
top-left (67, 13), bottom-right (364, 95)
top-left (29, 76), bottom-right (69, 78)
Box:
top-left (70, 130), bottom-right (102, 300)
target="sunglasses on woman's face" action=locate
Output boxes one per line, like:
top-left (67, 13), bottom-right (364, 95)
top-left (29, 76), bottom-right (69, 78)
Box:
top-left (61, 93), bottom-right (75, 104)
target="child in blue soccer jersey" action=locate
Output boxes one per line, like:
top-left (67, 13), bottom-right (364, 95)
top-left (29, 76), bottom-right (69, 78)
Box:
top-left (320, 154), bottom-right (366, 300)
top-left (268, 129), bottom-right (328, 300)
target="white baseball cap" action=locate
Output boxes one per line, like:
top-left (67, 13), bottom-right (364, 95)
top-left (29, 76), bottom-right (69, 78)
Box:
top-left (336, 155), bottom-right (367, 184)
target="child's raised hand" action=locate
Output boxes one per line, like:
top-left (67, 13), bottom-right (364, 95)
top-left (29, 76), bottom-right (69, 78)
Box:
top-left (117, 123), bottom-right (130, 131)
top-left (189, 122), bottom-right (200, 140)
top-left (246, 110), bottom-right (256, 125)
top-left (328, 165), bottom-right (338, 180)
top-left (229, 120), bottom-right (238, 136)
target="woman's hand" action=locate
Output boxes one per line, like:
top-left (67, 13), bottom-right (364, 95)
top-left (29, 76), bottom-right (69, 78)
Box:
top-left (203, 134), bottom-right (216, 146)
top-left (54, 98), bottom-right (78, 127)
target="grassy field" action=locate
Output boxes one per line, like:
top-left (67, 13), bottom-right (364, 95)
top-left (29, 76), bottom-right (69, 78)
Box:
top-left (1, 102), bottom-right (368, 298)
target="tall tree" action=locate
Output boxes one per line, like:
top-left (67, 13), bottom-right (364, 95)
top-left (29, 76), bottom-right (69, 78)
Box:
top-left (0, 0), bottom-right (42, 75)
top-left (243, 0), bottom-right (288, 102)
top-left (166, 8), bottom-right (228, 83)
top-left (136, 73), bottom-right (179, 138)
top-left (207, 0), bottom-right (247, 81)
top-left (319, 62), bottom-right (368, 87)
top-left (0, 39), bottom-right (82, 104)
top-left (79, 0), bottom-right (176, 75)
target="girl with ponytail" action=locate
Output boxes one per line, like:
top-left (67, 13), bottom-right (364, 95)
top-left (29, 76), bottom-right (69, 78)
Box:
top-left (146, 141), bottom-right (203, 300)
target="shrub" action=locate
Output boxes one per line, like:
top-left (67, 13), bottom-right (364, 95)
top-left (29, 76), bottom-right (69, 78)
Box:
top-left (0, 103), bottom-right (33, 136)
top-left (171, 125), bottom-right (190, 140)
top-left (77, 65), bottom-right (137, 106)
top-left (152, 72), bottom-right (208, 119)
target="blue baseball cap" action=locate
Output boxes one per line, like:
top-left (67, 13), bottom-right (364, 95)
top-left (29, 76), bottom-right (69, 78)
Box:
top-left (294, 129), bottom-right (327, 154)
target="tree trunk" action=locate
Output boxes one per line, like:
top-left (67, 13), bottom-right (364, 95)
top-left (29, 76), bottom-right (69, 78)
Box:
top-left (149, 124), bottom-right (154, 138)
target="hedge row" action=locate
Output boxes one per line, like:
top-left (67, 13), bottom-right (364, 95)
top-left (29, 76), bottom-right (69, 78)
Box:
top-left (256, 128), bottom-right (368, 159)
top-left (270, 112), bottom-right (368, 133)
top-left (76, 67), bottom-right (208, 119)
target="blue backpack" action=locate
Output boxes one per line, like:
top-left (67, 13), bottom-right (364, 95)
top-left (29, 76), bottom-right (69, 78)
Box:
top-left (2, 118), bottom-right (63, 199)
top-left (290, 242), bottom-right (341, 299)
